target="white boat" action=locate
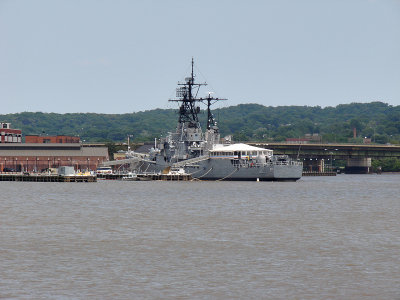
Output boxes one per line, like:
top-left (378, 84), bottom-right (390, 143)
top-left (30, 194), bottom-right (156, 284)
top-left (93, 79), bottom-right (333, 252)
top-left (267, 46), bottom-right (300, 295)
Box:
top-left (122, 172), bottom-right (139, 181)
top-left (96, 166), bottom-right (113, 175)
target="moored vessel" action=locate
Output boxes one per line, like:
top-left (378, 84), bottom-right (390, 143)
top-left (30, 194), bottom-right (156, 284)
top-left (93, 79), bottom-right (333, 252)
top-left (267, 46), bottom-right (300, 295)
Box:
top-left (128, 59), bottom-right (303, 181)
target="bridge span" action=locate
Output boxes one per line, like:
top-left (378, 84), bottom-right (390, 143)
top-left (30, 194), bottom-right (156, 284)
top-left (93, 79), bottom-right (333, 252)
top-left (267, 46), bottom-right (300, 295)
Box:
top-left (248, 143), bottom-right (400, 159)
top-left (248, 143), bottom-right (400, 173)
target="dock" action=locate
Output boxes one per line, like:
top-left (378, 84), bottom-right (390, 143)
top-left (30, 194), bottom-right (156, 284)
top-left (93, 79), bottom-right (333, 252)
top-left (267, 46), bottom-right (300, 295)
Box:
top-left (0, 174), bottom-right (97, 182)
top-left (302, 171), bottom-right (337, 176)
top-left (138, 173), bottom-right (192, 181)
top-left (97, 173), bottom-right (192, 181)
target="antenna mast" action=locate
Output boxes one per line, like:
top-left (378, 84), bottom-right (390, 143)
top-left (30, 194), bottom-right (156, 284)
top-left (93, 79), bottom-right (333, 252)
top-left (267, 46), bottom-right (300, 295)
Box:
top-left (169, 58), bottom-right (227, 129)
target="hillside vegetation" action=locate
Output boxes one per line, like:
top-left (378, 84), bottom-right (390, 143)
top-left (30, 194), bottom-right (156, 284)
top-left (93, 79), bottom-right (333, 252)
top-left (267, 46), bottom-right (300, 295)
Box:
top-left (1, 102), bottom-right (400, 144)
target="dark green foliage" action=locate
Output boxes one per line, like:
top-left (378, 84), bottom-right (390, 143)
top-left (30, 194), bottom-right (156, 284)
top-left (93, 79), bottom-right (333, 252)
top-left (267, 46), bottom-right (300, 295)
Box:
top-left (1, 101), bottom-right (400, 144)
top-left (372, 158), bottom-right (400, 172)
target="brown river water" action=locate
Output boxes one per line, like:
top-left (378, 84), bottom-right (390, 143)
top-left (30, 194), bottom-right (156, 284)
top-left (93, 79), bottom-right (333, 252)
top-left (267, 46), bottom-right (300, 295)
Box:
top-left (0, 174), bottom-right (399, 299)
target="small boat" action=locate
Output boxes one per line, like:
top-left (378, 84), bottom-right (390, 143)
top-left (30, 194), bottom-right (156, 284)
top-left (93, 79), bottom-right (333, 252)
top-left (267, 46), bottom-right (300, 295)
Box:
top-left (122, 172), bottom-right (139, 181)
top-left (96, 166), bottom-right (113, 175)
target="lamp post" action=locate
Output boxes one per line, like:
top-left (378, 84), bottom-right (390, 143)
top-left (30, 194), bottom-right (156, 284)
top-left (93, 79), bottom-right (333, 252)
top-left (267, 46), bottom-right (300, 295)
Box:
top-left (324, 148), bottom-right (338, 172)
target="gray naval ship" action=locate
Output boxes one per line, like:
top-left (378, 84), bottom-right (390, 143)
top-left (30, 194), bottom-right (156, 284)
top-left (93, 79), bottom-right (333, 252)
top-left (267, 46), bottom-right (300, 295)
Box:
top-left (131, 59), bottom-right (303, 181)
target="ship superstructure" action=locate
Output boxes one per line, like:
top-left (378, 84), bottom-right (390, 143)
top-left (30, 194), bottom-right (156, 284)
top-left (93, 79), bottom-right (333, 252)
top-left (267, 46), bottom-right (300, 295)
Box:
top-left (154, 58), bottom-right (224, 163)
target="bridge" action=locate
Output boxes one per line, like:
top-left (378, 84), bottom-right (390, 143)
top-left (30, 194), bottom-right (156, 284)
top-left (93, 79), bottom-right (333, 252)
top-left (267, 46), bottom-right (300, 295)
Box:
top-left (249, 143), bottom-right (400, 173)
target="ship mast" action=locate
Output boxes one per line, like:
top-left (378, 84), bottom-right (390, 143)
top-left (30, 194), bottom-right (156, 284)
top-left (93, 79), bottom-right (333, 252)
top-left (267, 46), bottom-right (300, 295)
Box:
top-left (201, 93), bottom-right (226, 130)
top-left (169, 58), bottom-right (226, 129)
top-left (169, 58), bottom-right (206, 128)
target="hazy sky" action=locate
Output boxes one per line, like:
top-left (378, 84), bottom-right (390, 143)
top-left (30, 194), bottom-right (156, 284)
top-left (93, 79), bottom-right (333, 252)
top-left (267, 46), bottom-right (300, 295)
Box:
top-left (1, 0), bottom-right (399, 114)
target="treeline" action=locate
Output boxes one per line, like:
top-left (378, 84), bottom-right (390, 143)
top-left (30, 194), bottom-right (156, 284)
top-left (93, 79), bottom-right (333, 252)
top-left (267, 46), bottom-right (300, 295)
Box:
top-left (372, 158), bottom-right (400, 172)
top-left (1, 101), bottom-right (400, 144)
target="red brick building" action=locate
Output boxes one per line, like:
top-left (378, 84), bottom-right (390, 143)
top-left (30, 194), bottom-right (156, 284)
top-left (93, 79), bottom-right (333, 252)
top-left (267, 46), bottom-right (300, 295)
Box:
top-left (0, 123), bottom-right (22, 143)
top-left (0, 143), bottom-right (109, 172)
top-left (0, 123), bottom-right (108, 173)
top-left (25, 135), bottom-right (80, 143)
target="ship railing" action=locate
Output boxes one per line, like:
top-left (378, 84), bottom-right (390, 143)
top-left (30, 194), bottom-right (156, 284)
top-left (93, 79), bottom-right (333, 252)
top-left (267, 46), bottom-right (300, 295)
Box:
top-left (272, 160), bottom-right (303, 166)
top-left (231, 160), bottom-right (302, 168)
top-left (231, 161), bottom-right (264, 168)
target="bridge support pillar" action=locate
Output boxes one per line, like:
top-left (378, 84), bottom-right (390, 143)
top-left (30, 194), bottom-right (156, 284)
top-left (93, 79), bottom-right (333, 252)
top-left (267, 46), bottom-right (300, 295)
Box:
top-left (303, 159), bottom-right (325, 172)
top-left (345, 158), bottom-right (371, 174)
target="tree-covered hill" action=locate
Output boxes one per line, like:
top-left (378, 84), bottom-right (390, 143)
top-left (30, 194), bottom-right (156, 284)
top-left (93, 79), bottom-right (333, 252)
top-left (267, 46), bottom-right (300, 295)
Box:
top-left (1, 101), bottom-right (399, 144)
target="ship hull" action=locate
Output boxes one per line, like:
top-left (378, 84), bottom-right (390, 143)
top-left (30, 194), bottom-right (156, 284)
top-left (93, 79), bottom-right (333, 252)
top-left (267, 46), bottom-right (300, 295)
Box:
top-left (188, 159), bottom-right (302, 181)
top-left (139, 158), bottom-right (302, 181)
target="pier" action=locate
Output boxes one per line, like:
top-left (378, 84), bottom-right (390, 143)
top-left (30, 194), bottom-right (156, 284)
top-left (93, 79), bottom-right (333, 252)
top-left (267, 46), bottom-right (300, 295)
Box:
top-left (97, 173), bottom-right (192, 181)
top-left (0, 174), bottom-right (97, 182)
top-left (302, 171), bottom-right (336, 176)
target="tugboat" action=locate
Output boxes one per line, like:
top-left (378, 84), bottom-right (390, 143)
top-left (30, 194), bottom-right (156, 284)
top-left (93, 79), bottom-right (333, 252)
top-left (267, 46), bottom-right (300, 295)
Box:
top-left (132, 59), bottom-right (303, 181)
